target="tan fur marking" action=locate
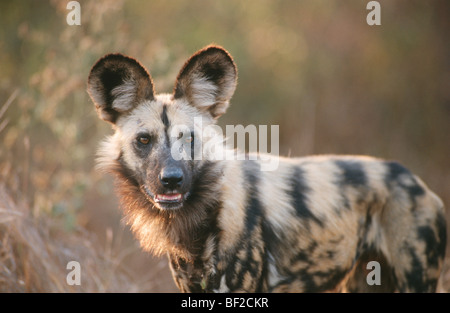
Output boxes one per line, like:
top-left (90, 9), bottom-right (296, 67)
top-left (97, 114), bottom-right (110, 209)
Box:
top-left (217, 161), bottom-right (246, 253)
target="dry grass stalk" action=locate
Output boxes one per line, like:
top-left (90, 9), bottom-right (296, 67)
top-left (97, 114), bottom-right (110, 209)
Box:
top-left (0, 183), bottom-right (144, 292)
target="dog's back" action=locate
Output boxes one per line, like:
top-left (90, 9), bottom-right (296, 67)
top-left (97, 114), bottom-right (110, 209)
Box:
top-left (234, 155), bottom-right (447, 292)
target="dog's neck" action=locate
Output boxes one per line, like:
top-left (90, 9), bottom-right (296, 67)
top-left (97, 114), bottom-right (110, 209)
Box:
top-left (110, 159), bottom-right (224, 262)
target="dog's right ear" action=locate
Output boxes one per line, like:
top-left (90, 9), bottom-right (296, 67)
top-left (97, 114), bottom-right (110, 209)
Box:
top-left (173, 45), bottom-right (237, 119)
top-left (87, 54), bottom-right (155, 124)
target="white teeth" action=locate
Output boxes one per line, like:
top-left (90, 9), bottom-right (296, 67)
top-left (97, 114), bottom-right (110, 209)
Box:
top-left (155, 194), bottom-right (182, 202)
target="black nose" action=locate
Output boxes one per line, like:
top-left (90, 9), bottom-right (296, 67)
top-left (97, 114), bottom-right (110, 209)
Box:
top-left (159, 167), bottom-right (183, 189)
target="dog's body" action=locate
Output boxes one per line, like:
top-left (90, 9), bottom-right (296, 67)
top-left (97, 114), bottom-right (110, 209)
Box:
top-left (88, 45), bottom-right (446, 292)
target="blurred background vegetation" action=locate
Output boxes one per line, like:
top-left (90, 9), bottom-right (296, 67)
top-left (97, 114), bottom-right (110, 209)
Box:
top-left (0, 0), bottom-right (449, 292)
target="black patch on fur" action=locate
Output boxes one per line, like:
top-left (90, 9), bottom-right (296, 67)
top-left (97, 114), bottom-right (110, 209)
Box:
top-left (94, 67), bottom-right (128, 123)
top-left (355, 197), bottom-right (379, 258)
top-left (292, 241), bottom-right (317, 265)
top-left (190, 131), bottom-right (196, 161)
top-left (224, 241), bottom-right (266, 292)
top-left (335, 160), bottom-right (367, 187)
top-left (302, 267), bottom-right (349, 292)
top-left (161, 105), bottom-right (170, 130)
top-left (184, 161), bottom-right (220, 209)
top-left (274, 257), bottom-right (349, 292)
top-left (418, 226), bottom-right (439, 268)
top-left (202, 62), bottom-right (226, 84)
top-left (384, 161), bottom-right (425, 198)
top-left (326, 250), bottom-right (335, 258)
top-left (221, 160), bottom-right (268, 292)
top-left (418, 217), bottom-right (447, 271)
top-left (436, 214), bottom-right (448, 260)
top-left (100, 68), bottom-right (126, 106)
top-left (242, 161), bottom-right (263, 234)
top-left (182, 161), bottom-right (222, 252)
top-left (161, 105), bottom-right (171, 146)
top-left (404, 246), bottom-right (426, 292)
top-left (289, 167), bottom-right (324, 227)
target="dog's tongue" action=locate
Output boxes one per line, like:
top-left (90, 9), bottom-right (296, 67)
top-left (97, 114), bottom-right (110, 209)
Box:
top-left (155, 193), bottom-right (182, 202)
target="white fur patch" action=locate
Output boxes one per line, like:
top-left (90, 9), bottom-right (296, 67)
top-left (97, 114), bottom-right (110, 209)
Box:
top-left (259, 162), bottom-right (297, 234)
top-left (213, 275), bottom-right (229, 293)
top-left (96, 133), bottom-right (121, 172)
top-left (190, 74), bottom-right (218, 108)
top-left (267, 252), bottom-right (284, 287)
top-left (111, 78), bottom-right (137, 112)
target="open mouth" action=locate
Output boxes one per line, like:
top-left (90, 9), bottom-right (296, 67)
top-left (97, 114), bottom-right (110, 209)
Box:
top-left (155, 192), bottom-right (187, 210)
top-left (141, 186), bottom-right (188, 210)
top-left (155, 193), bottom-right (183, 203)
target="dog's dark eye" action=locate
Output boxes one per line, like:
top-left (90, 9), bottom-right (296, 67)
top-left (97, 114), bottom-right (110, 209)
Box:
top-left (137, 134), bottom-right (151, 145)
top-left (139, 137), bottom-right (150, 145)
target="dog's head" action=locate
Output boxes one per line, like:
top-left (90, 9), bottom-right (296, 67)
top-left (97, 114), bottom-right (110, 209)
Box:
top-left (88, 45), bottom-right (237, 211)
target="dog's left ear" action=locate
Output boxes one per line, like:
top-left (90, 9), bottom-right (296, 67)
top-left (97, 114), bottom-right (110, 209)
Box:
top-left (173, 45), bottom-right (237, 119)
top-left (87, 53), bottom-right (155, 124)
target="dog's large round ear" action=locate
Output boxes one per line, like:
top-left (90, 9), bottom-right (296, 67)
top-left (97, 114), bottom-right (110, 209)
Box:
top-left (173, 45), bottom-right (237, 119)
top-left (87, 54), bottom-right (155, 124)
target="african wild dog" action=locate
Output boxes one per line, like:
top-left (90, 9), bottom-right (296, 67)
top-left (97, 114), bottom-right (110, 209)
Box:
top-left (87, 45), bottom-right (447, 292)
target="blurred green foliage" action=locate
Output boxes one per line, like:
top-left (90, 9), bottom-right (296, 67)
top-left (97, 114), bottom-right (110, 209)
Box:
top-left (0, 0), bottom-right (449, 229)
